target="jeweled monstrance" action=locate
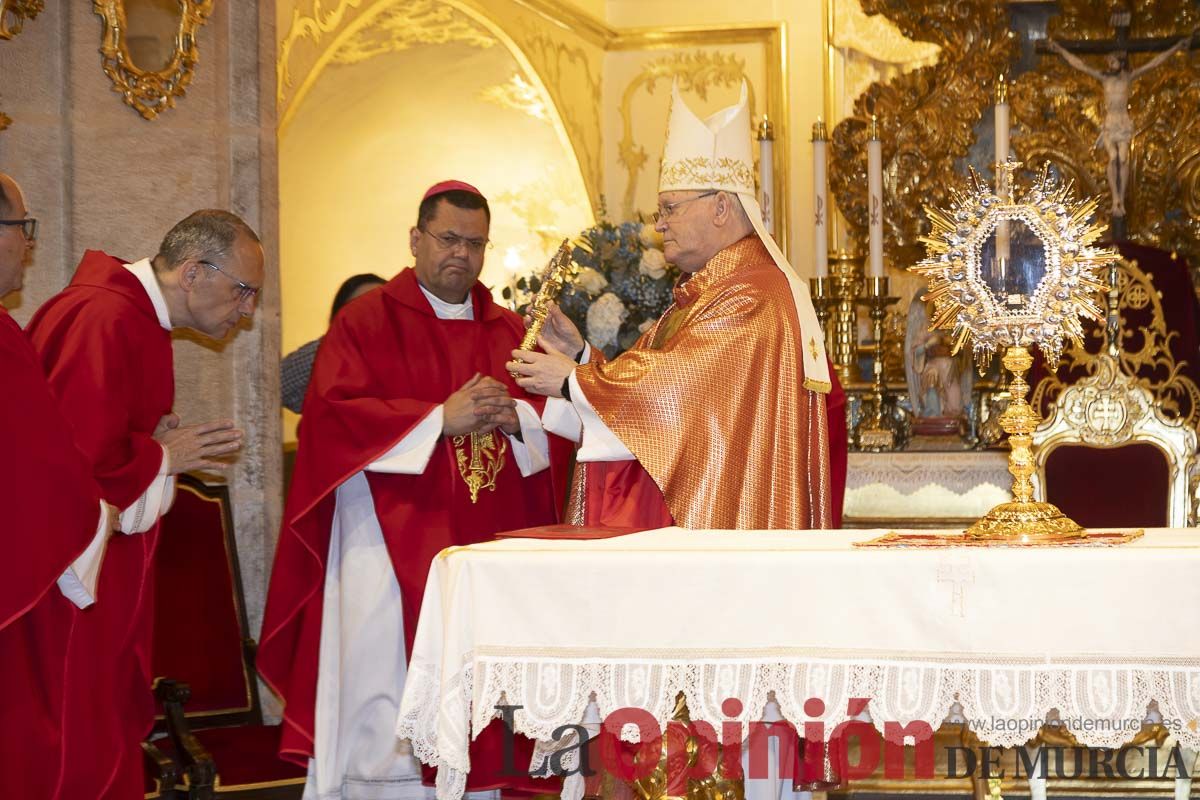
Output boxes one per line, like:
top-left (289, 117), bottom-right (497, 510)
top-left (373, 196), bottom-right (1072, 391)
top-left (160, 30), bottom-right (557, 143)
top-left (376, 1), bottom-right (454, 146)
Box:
top-left (912, 161), bottom-right (1118, 541)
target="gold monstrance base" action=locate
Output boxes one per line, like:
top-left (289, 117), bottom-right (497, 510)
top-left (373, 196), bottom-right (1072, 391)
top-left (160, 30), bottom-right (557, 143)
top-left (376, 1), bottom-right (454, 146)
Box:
top-left (965, 345), bottom-right (1085, 542)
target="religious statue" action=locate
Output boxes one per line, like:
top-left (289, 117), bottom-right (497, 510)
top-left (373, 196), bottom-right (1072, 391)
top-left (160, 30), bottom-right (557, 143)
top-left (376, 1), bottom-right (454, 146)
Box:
top-left (905, 298), bottom-right (973, 440)
top-left (1047, 34), bottom-right (1191, 220)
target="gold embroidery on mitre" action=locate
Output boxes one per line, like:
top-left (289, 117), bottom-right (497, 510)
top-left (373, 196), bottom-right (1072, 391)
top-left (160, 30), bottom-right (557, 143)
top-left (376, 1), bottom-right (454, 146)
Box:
top-left (660, 157), bottom-right (754, 192)
top-left (453, 431), bottom-right (507, 503)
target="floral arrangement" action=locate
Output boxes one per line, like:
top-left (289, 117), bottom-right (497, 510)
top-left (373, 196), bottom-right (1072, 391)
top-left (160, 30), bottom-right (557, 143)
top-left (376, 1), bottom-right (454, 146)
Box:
top-left (505, 219), bottom-right (680, 358)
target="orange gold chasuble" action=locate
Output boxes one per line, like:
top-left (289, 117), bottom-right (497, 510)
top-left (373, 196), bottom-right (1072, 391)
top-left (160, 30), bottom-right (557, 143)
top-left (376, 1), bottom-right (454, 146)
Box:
top-left (572, 236), bottom-right (833, 529)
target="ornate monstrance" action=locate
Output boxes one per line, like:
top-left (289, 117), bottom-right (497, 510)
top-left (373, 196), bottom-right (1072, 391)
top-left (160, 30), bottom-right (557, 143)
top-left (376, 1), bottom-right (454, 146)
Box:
top-left (912, 162), bottom-right (1119, 541)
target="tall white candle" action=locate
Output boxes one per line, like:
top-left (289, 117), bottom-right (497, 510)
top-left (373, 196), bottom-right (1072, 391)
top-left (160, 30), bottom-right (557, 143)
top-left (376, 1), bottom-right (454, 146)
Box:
top-left (812, 118), bottom-right (829, 277)
top-left (867, 115), bottom-right (884, 278)
top-left (757, 116), bottom-right (775, 233)
top-left (994, 76), bottom-right (1011, 272)
top-left (994, 75), bottom-right (1010, 168)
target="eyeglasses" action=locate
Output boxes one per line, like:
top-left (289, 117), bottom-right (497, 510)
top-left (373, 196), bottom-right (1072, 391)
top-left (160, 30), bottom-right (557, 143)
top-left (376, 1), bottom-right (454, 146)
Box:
top-left (420, 228), bottom-right (491, 255)
top-left (0, 218), bottom-right (38, 241)
top-left (199, 259), bottom-right (262, 303)
top-left (652, 192), bottom-right (718, 224)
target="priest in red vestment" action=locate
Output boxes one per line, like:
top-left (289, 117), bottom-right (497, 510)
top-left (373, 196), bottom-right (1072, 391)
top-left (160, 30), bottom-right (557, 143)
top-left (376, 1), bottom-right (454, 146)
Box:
top-left (259, 182), bottom-right (566, 798)
top-left (512, 83), bottom-right (847, 530)
top-left (0, 173), bottom-right (115, 798)
top-left (25, 210), bottom-right (263, 799)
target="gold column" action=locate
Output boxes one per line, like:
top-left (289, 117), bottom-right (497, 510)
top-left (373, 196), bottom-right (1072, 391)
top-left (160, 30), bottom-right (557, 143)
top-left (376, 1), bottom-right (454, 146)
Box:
top-left (828, 250), bottom-right (865, 383)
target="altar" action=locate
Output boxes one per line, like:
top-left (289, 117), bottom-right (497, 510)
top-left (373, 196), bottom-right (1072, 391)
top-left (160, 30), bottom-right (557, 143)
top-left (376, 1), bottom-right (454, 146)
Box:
top-left (397, 528), bottom-right (1200, 799)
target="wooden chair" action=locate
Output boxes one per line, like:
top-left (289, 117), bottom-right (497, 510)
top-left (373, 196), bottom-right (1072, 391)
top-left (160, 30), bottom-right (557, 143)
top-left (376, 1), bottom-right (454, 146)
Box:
top-left (1031, 353), bottom-right (1198, 528)
top-left (148, 474), bottom-right (307, 799)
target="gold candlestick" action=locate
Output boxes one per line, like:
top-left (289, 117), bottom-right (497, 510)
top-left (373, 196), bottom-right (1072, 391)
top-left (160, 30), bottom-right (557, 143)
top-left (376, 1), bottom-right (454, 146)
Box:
top-left (854, 276), bottom-right (901, 451)
top-left (809, 276), bottom-right (834, 359)
top-left (828, 250), bottom-right (865, 383)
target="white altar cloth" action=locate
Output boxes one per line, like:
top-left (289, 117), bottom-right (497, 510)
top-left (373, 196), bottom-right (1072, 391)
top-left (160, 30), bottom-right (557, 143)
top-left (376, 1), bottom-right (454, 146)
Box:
top-left (397, 528), bottom-right (1200, 798)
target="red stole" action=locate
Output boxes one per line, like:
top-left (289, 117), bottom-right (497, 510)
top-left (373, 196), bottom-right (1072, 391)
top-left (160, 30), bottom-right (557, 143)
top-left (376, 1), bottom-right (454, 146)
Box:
top-left (0, 308), bottom-right (101, 798)
top-left (259, 268), bottom-right (564, 787)
top-left (25, 250), bottom-right (175, 798)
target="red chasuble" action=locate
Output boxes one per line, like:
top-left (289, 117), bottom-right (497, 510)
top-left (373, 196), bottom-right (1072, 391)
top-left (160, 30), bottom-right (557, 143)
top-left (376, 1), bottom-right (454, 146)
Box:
top-left (0, 307), bottom-right (102, 799)
top-left (25, 251), bottom-right (175, 799)
top-left (259, 268), bottom-right (564, 788)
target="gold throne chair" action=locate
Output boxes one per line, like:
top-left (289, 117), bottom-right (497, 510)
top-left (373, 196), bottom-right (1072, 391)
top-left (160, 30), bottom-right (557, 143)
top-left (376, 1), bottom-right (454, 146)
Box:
top-left (1031, 352), bottom-right (1198, 528)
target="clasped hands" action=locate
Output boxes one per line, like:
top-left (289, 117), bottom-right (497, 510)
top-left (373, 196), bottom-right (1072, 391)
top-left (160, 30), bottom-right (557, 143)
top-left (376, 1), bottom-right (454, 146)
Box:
top-left (443, 374), bottom-right (522, 437)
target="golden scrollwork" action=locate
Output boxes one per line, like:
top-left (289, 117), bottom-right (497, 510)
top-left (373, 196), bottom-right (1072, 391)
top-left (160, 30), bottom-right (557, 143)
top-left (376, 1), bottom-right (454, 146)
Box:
top-left (0, 0), bottom-right (42, 40)
top-left (617, 51), bottom-right (751, 219)
top-left (1009, 1), bottom-right (1200, 275)
top-left (658, 156), bottom-right (755, 191)
top-left (518, 32), bottom-right (604, 210)
top-left (829, 0), bottom-right (1016, 265)
top-left (328, 0), bottom-right (494, 66)
top-left (92, 0), bottom-right (214, 120)
top-left (278, 0), bottom-right (367, 109)
top-left (1032, 257), bottom-right (1200, 428)
top-left (453, 431), bottom-right (506, 503)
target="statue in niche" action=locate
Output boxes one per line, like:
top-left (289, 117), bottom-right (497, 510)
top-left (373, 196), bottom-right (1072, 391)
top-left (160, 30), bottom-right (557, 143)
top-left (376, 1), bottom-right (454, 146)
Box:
top-left (1046, 34), bottom-right (1192, 220)
top-left (905, 298), bottom-right (973, 441)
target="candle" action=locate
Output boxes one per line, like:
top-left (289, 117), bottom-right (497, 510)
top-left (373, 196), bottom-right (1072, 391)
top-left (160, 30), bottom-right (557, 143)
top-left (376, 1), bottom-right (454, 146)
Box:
top-left (757, 115), bottom-right (775, 233)
top-left (994, 76), bottom-right (1011, 278)
top-left (812, 118), bottom-right (829, 277)
top-left (867, 114), bottom-right (884, 278)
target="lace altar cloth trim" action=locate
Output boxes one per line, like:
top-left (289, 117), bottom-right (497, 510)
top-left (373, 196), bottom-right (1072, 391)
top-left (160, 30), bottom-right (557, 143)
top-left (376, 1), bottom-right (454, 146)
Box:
top-left (846, 452), bottom-right (1012, 494)
top-left (855, 530), bottom-right (1145, 548)
top-left (397, 655), bottom-right (1200, 799)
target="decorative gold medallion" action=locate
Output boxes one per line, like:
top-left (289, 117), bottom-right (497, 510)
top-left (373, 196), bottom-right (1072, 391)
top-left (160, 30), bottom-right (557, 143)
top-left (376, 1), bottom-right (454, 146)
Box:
top-left (453, 431), bottom-right (507, 503)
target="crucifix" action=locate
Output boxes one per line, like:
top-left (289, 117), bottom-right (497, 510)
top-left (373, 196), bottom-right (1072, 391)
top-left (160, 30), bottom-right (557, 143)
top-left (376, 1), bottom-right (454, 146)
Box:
top-left (1039, 4), bottom-right (1196, 238)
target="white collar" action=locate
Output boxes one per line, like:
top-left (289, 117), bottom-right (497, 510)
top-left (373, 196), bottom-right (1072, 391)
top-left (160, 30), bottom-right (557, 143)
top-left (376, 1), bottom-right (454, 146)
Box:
top-left (418, 283), bottom-right (474, 321)
top-left (124, 258), bottom-right (172, 331)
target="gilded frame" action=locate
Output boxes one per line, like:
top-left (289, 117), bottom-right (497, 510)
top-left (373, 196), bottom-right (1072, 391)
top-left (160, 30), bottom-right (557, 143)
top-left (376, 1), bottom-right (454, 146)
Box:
top-left (92, 0), bottom-right (215, 120)
top-left (1031, 355), bottom-right (1198, 527)
top-left (0, 0), bottom-right (41, 40)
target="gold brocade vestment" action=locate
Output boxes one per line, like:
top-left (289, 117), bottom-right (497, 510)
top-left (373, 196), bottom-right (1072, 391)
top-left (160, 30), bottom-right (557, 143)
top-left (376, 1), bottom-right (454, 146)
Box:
top-left (572, 236), bottom-right (833, 529)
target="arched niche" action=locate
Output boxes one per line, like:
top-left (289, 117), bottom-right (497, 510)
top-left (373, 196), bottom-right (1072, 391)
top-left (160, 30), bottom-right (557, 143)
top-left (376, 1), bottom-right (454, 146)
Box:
top-left (278, 0), bottom-right (595, 438)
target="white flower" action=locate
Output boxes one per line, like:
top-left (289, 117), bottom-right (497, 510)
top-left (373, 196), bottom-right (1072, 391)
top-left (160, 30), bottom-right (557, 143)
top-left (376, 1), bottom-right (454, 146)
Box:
top-left (586, 292), bottom-right (628, 350)
top-left (576, 267), bottom-right (608, 296)
top-left (638, 223), bottom-right (663, 249)
top-left (638, 247), bottom-right (668, 280)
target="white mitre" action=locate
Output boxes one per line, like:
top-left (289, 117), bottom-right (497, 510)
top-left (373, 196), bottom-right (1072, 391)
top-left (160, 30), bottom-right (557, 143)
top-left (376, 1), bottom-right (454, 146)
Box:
top-left (660, 81), bottom-right (831, 393)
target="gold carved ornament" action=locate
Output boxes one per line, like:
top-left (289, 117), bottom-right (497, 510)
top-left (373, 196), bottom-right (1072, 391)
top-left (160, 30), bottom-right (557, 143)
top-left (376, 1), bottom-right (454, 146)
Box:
top-left (1031, 354), bottom-right (1198, 528)
top-left (828, 0), bottom-right (1016, 264)
top-left (617, 51), bottom-right (750, 218)
top-left (911, 162), bottom-right (1118, 542)
top-left (1009, 0), bottom-right (1200, 276)
top-left (0, 0), bottom-right (41, 40)
top-left (92, 0), bottom-right (214, 120)
top-left (1, 0), bottom-right (43, 132)
top-left (1032, 257), bottom-right (1200, 429)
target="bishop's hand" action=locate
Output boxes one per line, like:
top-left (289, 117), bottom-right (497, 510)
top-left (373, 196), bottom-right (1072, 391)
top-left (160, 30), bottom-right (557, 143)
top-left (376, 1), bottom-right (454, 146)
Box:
top-left (509, 345), bottom-right (576, 398)
top-left (155, 417), bottom-right (244, 473)
top-left (527, 304), bottom-right (584, 361)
